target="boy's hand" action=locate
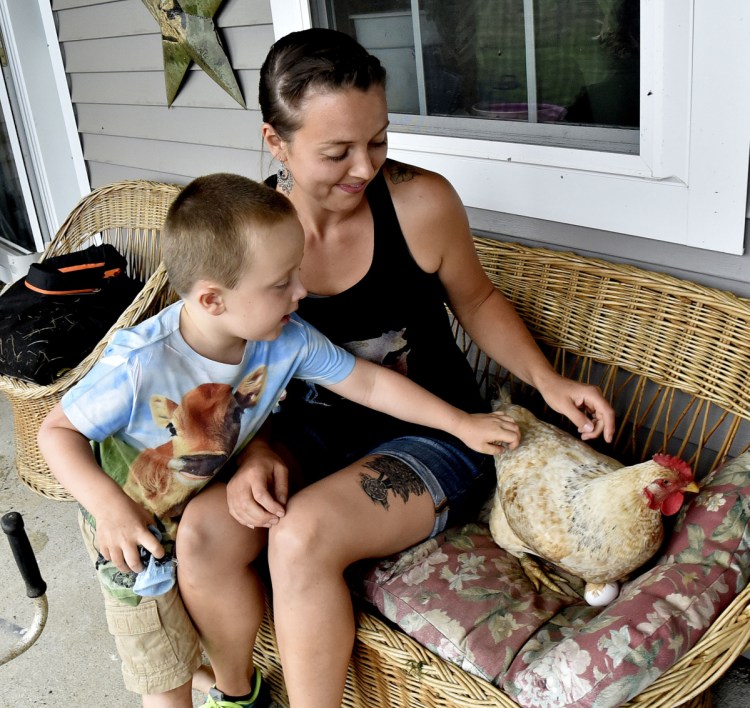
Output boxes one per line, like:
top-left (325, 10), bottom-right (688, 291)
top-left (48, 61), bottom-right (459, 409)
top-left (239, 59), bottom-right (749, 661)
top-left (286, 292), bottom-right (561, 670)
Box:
top-left (37, 403), bottom-right (164, 573)
top-left (456, 412), bottom-right (522, 455)
top-left (94, 494), bottom-right (164, 574)
top-left (227, 441), bottom-right (289, 528)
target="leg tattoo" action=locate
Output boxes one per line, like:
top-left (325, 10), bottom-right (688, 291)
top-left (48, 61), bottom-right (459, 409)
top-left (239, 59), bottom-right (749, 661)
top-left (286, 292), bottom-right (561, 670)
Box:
top-left (360, 456), bottom-right (426, 510)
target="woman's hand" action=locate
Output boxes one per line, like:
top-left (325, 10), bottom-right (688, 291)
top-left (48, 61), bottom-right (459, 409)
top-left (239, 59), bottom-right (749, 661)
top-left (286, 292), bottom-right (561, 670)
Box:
top-left (455, 411), bottom-right (522, 455)
top-left (537, 374), bottom-right (616, 443)
top-left (226, 438), bottom-right (289, 528)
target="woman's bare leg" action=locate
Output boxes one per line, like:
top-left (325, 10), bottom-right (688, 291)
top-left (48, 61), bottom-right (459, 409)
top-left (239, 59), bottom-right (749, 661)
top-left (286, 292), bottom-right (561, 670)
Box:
top-left (177, 483), bottom-right (268, 697)
top-left (268, 454), bottom-right (435, 708)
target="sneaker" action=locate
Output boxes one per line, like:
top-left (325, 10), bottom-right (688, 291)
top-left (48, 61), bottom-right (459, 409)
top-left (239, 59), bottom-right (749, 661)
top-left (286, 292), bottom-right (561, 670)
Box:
top-left (202, 667), bottom-right (270, 708)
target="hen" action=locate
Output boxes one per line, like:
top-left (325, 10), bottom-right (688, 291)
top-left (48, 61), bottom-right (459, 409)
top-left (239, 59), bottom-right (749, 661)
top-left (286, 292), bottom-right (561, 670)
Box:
top-left (488, 401), bottom-right (699, 605)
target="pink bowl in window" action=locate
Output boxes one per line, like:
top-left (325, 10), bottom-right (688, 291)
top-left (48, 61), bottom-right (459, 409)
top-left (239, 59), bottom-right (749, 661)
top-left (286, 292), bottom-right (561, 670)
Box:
top-left (471, 102), bottom-right (567, 122)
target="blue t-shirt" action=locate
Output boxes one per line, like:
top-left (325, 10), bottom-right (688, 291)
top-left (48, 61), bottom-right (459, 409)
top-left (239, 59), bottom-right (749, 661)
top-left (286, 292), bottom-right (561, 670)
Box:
top-left (62, 301), bottom-right (355, 533)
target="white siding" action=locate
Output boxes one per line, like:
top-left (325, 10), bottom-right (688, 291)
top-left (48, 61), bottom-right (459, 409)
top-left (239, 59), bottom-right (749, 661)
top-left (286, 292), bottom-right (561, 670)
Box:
top-left (53, 0), bottom-right (272, 185)
top-left (55, 0), bottom-right (270, 39)
top-left (75, 104), bottom-right (262, 149)
top-left (52, 0), bottom-right (750, 297)
top-left (70, 70), bottom-right (261, 109)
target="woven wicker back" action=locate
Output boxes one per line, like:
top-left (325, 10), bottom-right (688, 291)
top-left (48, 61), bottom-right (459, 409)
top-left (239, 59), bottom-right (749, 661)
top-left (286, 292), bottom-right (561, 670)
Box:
top-left (0, 180), bottom-right (182, 500)
top-left (469, 238), bottom-right (750, 475)
top-left (44, 180), bottom-right (181, 285)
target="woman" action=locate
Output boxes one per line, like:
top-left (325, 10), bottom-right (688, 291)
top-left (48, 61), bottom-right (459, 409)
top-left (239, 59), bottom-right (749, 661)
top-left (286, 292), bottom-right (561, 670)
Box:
top-left (178, 28), bottom-right (615, 708)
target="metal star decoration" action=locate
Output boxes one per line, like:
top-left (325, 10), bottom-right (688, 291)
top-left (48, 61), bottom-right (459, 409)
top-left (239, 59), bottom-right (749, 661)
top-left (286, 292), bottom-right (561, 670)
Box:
top-left (141, 0), bottom-right (245, 107)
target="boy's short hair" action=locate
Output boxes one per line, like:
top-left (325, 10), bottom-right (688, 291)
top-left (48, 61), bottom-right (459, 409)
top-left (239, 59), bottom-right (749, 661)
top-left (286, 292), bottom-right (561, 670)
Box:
top-left (163, 173), bottom-right (296, 296)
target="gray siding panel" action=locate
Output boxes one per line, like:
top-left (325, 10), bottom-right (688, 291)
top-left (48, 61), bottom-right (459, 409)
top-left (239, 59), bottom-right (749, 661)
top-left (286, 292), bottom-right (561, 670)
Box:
top-left (56, 0), bottom-right (272, 41)
top-left (71, 70), bottom-right (261, 110)
top-left (63, 34), bottom-right (168, 72)
top-left (87, 160), bottom-right (275, 190)
top-left (62, 25), bottom-right (272, 73)
top-left (75, 104), bottom-right (263, 150)
top-left (88, 162), bottom-right (196, 188)
top-left (88, 160), bottom-right (276, 189)
top-left (53, 0), bottom-right (116, 10)
top-left (56, 0), bottom-right (155, 40)
top-left (82, 134), bottom-right (262, 180)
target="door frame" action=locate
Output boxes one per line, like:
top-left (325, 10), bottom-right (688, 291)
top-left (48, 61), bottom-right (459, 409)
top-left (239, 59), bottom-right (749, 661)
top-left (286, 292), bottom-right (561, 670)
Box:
top-left (0, 52), bottom-right (43, 251)
top-left (0, 0), bottom-right (88, 259)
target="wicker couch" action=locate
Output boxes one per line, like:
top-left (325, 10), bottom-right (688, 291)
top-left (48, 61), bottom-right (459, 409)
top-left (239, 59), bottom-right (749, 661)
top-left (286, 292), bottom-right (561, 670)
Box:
top-left (254, 238), bottom-right (750, 707)
top-left (3, 183), bottom-right (749, 707)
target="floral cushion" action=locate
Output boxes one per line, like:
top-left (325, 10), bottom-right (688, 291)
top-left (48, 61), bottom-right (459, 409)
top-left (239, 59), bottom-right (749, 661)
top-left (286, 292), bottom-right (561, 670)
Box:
top-left (357, 452), bottom-right (750, 707)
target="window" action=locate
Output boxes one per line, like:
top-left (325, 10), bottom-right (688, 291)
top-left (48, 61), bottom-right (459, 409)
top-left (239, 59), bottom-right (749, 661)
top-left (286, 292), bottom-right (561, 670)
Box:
top-left (0, 63), bottom-right (38, 252)
top-left (270, 1), bottom-right (750, 254)
top-left (312, 0), bottom-right (639, 155)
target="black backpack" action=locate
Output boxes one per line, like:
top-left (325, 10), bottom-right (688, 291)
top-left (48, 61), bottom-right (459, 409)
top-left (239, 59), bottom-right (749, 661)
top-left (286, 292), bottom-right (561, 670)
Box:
top-left (0, 244), bottom-right (144, 384)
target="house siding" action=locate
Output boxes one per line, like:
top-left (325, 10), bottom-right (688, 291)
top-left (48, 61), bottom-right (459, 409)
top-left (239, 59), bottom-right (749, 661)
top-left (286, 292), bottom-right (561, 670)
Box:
top-left (53, 0), bottom-right (273, 187)
top-left (52, 0), bottom-right (750, 298)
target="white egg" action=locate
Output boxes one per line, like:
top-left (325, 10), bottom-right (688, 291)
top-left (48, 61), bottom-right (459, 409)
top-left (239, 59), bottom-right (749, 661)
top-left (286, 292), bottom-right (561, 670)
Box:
top-left (584, 582), bottom-right (620, 606)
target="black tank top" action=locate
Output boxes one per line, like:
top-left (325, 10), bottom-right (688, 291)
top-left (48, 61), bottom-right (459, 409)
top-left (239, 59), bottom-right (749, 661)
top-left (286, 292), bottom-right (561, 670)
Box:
top-left (266, 170), bottom-right (487, 446)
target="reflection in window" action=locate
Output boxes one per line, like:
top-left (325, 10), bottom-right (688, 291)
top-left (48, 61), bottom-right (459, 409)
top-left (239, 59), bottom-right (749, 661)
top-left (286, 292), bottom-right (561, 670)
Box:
top-left (0, 102), bottom-right (35, 252)
top-left (313, 0), bottom-right (639, 129)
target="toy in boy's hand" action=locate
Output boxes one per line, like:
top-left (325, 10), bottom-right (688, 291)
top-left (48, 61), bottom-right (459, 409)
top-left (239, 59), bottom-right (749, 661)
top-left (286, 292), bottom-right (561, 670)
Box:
top-left (133, 525), bottom-right (175, 597)
top-left (488, 399), bottom-right (699, 606)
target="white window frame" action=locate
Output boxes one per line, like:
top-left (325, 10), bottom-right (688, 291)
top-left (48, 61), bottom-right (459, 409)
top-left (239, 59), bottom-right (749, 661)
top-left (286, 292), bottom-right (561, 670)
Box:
top-left (0, 0), bottom-right (89, 245)
top-left (0, 57), bottom-right (43, 251)
top-left (270, 0), bottom-right (750, 255)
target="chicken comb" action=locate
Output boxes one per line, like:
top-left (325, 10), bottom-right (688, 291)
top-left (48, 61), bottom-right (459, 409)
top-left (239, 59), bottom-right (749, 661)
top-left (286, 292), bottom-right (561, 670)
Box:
top-left (653, 453), bottom-right (694, 481)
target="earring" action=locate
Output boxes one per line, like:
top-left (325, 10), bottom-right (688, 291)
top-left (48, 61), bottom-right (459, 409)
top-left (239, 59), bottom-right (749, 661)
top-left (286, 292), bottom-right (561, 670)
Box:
top-left (277, 161), bottom-right (294, 195)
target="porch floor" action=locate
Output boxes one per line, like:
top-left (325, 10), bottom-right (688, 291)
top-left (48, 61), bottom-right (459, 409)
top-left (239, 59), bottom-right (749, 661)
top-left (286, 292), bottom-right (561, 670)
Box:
top-left (1, 393), bottom-right (748, 706)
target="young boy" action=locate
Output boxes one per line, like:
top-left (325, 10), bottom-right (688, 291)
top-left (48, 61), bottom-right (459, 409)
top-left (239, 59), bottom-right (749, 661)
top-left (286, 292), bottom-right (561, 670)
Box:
top-left (38, 173), bottom-right (520, 708)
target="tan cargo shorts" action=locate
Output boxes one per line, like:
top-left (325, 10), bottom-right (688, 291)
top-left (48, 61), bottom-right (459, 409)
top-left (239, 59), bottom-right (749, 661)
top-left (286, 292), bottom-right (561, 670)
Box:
top-left (79, 511), bottom-right (202, 695)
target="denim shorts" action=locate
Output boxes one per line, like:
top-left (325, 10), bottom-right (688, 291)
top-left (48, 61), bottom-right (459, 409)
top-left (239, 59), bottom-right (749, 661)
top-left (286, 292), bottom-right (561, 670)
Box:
top-left (272, 404), bottom-right (494, 537)
top-left (369, 436), bottom-right (494, 537)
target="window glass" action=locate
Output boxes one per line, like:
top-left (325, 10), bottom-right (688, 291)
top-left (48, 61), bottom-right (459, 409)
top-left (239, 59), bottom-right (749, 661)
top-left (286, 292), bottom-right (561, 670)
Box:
top-left (0, 67), bottom-right (36, 252)
top-left (313, 0), bottom-right (639, 138)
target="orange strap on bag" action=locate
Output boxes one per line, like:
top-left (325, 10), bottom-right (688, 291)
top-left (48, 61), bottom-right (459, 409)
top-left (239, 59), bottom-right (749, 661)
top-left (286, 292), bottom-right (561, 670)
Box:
top-left (23, 246), bottom-right (126, 296)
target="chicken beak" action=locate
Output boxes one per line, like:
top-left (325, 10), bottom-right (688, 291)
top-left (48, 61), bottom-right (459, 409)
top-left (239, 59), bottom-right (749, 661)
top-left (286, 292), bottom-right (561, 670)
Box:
top-left (683, 481), bottom-right (700, 493)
